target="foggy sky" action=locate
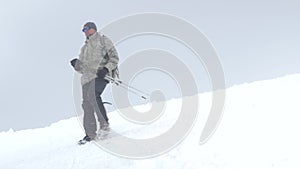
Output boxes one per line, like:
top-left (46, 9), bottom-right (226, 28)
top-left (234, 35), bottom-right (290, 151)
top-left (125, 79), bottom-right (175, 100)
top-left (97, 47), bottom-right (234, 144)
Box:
top-left (0, 0), bottom-right (299, 131)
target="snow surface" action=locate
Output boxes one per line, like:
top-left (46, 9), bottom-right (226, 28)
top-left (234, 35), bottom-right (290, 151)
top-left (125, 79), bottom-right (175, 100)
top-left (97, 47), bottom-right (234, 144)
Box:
top-left (1, 74), bottom-right (300, 169)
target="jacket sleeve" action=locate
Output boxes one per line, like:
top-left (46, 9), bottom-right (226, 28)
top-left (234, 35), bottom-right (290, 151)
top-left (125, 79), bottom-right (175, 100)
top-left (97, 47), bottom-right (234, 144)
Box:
top-left (103, 36), bottom-right (119, 72)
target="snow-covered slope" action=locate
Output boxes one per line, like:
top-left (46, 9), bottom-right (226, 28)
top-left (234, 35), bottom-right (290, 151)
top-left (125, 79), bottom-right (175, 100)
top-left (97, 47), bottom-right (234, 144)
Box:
top-left (1, 74), bottom-right (300, 169)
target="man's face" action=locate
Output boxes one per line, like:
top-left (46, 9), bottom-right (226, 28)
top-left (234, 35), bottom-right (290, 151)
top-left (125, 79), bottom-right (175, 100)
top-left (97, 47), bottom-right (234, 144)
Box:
top-left (82, 26), bottom-right (96, 37)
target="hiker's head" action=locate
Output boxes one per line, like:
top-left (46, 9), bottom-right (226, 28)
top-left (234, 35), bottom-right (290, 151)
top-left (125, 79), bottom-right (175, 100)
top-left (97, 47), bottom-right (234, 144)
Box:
top-left (82, 22), bottom-right (97, 37)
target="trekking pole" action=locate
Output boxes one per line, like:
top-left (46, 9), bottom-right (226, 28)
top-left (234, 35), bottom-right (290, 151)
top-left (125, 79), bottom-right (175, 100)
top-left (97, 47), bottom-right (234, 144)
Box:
top-left (105, 75), bottom-right (150, 100)
top-left (118, 83), bottom-right (148, 100)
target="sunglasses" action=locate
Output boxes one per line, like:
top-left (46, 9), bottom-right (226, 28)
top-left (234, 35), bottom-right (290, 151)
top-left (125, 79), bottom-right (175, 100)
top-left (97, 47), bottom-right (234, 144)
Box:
top-left (82, 26), bottom-right (91, 32)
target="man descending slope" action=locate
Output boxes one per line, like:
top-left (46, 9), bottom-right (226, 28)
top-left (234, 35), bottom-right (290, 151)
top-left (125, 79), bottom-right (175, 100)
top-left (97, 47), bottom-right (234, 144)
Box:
top-left (70, 22), bottom-right (119, 145)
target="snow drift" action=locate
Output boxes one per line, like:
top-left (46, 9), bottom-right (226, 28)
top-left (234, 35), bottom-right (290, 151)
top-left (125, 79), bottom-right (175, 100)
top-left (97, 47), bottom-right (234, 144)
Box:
top-left (1, 74), bottom-right (300, 169)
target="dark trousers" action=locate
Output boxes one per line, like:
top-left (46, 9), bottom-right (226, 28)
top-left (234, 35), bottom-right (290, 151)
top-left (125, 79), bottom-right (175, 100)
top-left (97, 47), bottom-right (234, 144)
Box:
top-left (82, 78), bottom-right (109, 138)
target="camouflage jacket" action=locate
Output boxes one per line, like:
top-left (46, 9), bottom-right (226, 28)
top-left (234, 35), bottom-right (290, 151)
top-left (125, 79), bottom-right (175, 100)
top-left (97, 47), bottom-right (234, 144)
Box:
top-left (77, 32), bottom-right (119, 85)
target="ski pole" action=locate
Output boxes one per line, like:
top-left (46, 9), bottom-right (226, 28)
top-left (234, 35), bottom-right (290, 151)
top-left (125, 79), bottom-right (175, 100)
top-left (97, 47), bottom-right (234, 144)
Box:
top-left (105, 75), bottom-right (149, 100)
top-left (117, 83), bottom-right (148, 100)
top-left (105, 75), bottom-right (150, 100)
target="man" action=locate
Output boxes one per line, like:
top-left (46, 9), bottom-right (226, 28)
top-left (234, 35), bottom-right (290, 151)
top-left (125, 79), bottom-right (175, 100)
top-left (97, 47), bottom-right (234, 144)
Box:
top-left (70, 22), bottom-right (119, 144)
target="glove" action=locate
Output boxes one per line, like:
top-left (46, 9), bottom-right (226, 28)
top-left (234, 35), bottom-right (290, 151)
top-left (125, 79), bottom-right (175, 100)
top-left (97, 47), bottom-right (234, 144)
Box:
top-left (70, 58), bottom-right (82, 71)
top-left (97, 67), bottom-right (109, 79)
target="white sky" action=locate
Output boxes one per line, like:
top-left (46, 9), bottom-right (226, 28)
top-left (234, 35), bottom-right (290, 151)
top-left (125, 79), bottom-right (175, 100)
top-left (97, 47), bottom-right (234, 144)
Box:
top-left (0, 0), bottom-right (299, 131)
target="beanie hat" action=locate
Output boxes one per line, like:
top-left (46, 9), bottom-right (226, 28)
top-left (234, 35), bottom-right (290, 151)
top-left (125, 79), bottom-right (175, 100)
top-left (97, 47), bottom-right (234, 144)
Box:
top-left (84, 22), bottom-right (97, 31)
